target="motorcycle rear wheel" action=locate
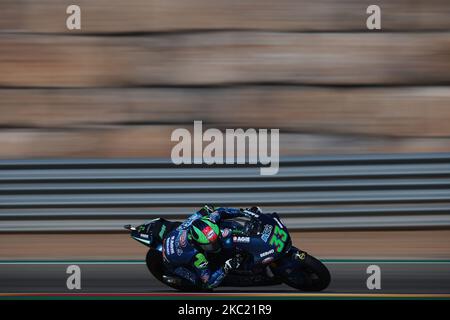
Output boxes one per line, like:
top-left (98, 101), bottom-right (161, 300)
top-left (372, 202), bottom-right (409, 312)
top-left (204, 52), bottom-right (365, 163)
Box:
top-left (145, 249), bottom-right (209, 292)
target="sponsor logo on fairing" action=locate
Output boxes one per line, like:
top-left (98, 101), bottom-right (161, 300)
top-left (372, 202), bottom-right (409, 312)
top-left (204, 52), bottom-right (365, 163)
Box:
top-left (165, 236), bottom-right (175, 255)
top-left (261, 224), bottom-right (273, 242)
top-left (170, 237), bottom-right (175, 254)
top-left (232, 236), bottom-right (251, 243)
top-left (260, 249), bottom-right (275, 257)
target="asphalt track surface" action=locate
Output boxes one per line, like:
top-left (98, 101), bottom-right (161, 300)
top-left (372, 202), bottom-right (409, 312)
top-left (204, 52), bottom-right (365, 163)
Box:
top-left (1, 260), bottom-right (450, 294)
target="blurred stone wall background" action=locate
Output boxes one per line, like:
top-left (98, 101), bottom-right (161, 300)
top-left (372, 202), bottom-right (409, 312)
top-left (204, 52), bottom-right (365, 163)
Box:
top-left (1, 0), bottom-right (450, 159)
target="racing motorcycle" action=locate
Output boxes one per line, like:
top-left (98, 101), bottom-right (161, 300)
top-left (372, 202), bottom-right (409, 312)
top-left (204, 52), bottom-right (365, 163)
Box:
top-left (124, 210), bottom-right (330, 291)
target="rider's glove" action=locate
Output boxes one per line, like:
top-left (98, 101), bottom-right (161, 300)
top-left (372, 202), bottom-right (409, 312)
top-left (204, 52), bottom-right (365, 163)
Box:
top-left (248, 207), bottom-right (262, 214)
top-left (240, 207), bottom-right (262, 218)
top-left (224, 255), bottom-right (243, 274)
top-left (240, 208), bottom-right (255, 219)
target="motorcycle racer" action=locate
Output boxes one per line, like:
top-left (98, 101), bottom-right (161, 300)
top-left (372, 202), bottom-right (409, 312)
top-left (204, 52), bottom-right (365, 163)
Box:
top-left (126, 204), bottom-right (330, 292)
top-left (161, 204), bottom-right (259, 289)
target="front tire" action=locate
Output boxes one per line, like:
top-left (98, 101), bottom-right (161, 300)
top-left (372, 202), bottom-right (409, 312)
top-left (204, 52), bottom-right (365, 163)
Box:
top-left (283, 253), bottom-right (331, 292)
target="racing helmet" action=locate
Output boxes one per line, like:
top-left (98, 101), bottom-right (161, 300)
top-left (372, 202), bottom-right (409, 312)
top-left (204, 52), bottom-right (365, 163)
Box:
top-left (198, 204), bottom-right (216, 216)
top-left (189, 217), bottom-right (222, 253)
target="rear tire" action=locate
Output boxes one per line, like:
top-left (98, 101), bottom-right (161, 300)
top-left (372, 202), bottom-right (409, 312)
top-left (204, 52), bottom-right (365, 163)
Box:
top-left (145, 249), bottom-right (208, 292)
top-left (283, 254), bottom-right (331, 292)
top-left (145, 249), bottom-right (165, 283)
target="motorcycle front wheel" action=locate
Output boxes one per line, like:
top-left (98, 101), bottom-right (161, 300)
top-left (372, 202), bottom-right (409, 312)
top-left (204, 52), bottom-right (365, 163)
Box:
top-left (283, 253), bottom-right (331, 292)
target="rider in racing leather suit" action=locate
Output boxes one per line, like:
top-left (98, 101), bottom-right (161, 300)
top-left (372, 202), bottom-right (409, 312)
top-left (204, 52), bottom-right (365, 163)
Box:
top-left (161, 205), bottom-right (253, 289)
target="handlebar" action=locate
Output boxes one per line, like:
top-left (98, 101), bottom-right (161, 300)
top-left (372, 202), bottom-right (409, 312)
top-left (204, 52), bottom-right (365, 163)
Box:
top-left (243, 218), bottom-right (262, 236)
